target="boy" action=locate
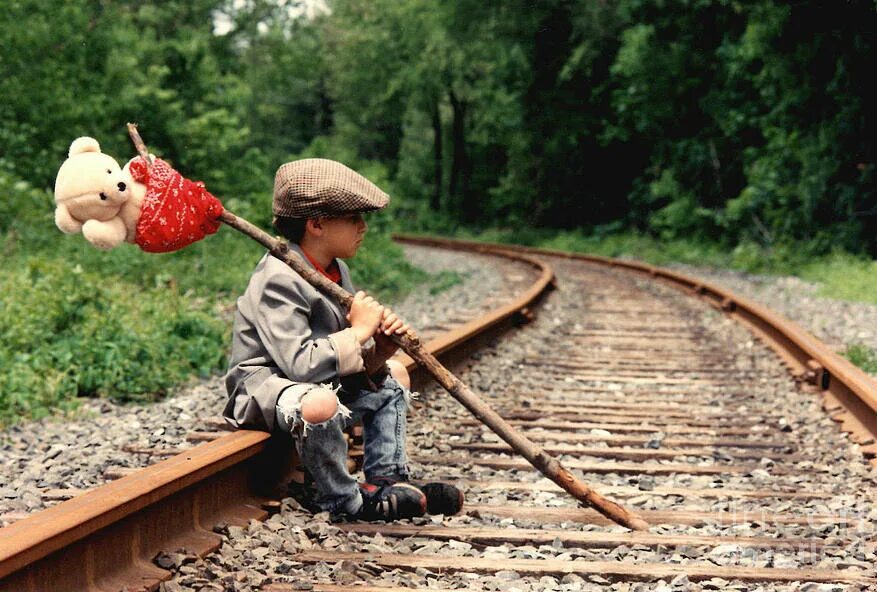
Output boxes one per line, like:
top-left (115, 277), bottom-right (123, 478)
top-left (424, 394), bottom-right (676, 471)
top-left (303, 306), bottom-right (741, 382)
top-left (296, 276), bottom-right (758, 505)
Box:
top-left (223, 158), bottom-right (461, 521)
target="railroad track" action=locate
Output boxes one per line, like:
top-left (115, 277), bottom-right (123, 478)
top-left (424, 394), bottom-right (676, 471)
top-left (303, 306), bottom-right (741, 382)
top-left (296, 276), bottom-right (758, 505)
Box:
top-left (1, 236), bottom-right (875, 591)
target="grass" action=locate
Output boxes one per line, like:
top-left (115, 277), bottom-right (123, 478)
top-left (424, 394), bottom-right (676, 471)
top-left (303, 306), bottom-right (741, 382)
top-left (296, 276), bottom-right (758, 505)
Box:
top-left (797, 256), bottom-right (877, 306)
top-left (428, 270), bottom-right (464, 295)
top-left (842, 344), bottom-right (877, 375)
top-left (0, 256), bottom-right (229, 423)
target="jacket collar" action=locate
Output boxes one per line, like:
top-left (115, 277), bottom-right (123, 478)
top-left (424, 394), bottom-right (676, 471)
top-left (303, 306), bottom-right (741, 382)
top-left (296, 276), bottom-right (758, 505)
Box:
top-left (286, 243), bottom-right (355, 326)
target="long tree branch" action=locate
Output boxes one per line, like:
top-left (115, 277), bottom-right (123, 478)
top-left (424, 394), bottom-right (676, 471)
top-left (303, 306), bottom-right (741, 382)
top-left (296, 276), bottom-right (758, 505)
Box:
top-left (125, 123), bottom-right (649, 531)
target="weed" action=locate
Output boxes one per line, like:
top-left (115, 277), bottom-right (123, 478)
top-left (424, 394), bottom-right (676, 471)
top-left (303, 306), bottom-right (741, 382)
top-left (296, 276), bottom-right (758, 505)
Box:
top-left (842, 344), bottom-right (877, 375)
top-left (428, 271), bottom-right (464, 295)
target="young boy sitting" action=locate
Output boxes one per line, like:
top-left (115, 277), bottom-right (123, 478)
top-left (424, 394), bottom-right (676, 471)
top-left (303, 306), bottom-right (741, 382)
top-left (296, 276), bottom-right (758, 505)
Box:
top-left (223, 158), bottom-right (461, 521)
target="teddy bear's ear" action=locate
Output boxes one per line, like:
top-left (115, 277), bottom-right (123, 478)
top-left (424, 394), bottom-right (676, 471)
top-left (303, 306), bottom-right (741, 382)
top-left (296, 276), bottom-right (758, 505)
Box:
top-left (68, 137), bottom-right (101, 157)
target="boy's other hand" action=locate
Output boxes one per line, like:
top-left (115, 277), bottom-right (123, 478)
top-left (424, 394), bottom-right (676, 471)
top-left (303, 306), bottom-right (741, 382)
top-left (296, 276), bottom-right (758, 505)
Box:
top-left (373, 307), bottom-right (411, 359)
top-left (380, 307), bottom-right (410, 336)
top-left (348, 290), bottom-right (384, 344)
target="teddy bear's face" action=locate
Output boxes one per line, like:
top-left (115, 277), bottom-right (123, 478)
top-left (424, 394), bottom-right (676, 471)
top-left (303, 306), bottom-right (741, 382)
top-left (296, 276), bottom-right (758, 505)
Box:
top-left (55, 148), bottom-right (131, 223)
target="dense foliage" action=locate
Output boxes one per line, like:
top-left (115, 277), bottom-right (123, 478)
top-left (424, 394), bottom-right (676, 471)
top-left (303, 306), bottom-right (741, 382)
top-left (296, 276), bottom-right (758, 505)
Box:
top-left (1, 0), bottom-right (874, 422)
top-left (317, 0), bottom-right (875, 254)
top-left (2, 0), bottom-right (873, 252)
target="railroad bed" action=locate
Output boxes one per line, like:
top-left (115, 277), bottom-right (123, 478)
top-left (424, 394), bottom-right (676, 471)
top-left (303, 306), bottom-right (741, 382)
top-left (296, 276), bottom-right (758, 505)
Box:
top-left (2, 240), bottom-right (875, 591)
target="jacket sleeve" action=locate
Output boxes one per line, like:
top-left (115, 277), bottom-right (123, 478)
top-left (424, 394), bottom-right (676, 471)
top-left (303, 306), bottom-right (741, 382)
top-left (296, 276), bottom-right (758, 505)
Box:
top-left (254, 270), bottom-right (365, 383)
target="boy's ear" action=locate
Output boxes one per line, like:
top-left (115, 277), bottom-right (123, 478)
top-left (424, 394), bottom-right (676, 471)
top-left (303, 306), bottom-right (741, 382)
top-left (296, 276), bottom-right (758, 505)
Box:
top-left (305, 218), bottom-right (324, 236)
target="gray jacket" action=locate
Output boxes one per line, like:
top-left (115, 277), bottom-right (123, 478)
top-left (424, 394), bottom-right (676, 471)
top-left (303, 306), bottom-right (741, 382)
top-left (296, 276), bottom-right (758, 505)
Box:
top-left (223, 245), bottom-right (371, 431)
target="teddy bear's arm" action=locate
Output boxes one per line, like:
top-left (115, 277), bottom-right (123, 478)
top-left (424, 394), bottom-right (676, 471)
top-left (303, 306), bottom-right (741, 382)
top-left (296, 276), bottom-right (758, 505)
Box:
top-left (119, 199), bottom-right (145, 243)
top-left (54, 204), bottom-right (83, 234)
top-left (82, 217), bottom-right (128, 251)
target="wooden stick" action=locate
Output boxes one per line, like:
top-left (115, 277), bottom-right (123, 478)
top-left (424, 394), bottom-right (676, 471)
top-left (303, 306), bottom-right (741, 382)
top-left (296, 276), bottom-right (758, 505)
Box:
top-left (127, 127), bottom-right (153, 166)
top-left (125, 123), bottom-right (649, 531)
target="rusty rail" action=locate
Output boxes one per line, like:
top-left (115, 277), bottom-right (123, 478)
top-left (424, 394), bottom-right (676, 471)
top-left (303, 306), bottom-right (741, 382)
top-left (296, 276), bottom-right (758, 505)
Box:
top-left (396, 234), bottom-right (877, 465)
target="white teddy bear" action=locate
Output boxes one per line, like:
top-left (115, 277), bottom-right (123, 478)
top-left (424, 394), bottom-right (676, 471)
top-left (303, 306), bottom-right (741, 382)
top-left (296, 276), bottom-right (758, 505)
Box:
top-left (54, 135), bottom-right (223, 253)
top-left (53, 136), bottom-right (145, 250)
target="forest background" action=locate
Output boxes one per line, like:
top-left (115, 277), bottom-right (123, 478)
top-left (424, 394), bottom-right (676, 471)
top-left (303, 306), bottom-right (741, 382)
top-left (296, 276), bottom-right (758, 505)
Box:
top-left (1, 0), bottom-right (875, 425)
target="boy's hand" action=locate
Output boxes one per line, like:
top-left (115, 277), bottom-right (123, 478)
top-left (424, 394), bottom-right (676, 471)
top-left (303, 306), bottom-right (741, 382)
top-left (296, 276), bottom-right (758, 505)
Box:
top-left (373, 307), bottom-right (410, 359)
top-left (347, 290), bottom-right (384, 344)
top-left (379, 307), bottom-right (410, 337)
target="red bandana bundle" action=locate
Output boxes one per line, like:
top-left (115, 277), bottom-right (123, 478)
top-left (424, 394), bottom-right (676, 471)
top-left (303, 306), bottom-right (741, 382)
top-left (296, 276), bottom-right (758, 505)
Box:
top-left (128, 158), bottom-right (224, 253)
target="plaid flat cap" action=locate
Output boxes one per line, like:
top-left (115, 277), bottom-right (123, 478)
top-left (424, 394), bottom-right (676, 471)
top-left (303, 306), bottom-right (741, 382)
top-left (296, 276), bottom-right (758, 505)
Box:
top-left (273, 158), bottom-right (390, 218)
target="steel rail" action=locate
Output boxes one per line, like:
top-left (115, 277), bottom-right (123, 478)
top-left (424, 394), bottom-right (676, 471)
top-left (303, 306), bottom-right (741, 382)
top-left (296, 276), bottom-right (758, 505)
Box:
top-left (0, 242), bottom-right (554, 591)
top-left (396, 234), bottom-right (877, 465)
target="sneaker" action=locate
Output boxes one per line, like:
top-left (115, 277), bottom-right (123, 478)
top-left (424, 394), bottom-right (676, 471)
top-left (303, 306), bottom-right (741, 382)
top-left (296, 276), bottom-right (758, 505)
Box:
top-left (419, 481), bottom-right (465, 516)
top-left (356, 481), bottom-right (427, 521)
top-left (368, 475), bottom-right (464, 516)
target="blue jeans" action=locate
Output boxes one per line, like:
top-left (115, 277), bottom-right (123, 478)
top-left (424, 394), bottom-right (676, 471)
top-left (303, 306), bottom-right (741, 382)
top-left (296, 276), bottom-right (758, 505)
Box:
top-left (274, 375), bottom-right (411, 514)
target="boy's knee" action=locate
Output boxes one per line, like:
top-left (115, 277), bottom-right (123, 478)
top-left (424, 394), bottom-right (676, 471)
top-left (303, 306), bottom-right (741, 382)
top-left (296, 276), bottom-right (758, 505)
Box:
top-left (300, 386), bottom-right (340, 424)
top-left (277, 384), bottom-right (349, 434)
top-left (386, 359), bottom-right (410, 390)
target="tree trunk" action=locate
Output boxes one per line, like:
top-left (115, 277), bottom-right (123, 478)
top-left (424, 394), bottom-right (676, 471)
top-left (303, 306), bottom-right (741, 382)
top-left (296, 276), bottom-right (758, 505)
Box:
top-left (317, 76), bottom-right (334, 133)
top-left (431, 102), bottom-right (443, 212)
top-left (449, 89), bottom-right (469, 215)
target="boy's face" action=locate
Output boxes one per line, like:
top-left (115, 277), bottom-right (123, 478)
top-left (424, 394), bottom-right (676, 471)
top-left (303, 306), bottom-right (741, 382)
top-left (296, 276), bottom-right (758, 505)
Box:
top-left (319, 213), bottom-right (368, 259)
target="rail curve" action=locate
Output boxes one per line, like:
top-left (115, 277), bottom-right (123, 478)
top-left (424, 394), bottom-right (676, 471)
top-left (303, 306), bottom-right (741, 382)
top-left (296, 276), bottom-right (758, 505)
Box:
top-left (396, 235), bottom-right (877, 463)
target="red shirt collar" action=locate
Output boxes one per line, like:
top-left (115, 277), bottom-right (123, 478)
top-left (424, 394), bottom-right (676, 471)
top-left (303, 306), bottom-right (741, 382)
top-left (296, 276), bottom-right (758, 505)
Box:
top-left (300, 247), bottom-right (342, 284)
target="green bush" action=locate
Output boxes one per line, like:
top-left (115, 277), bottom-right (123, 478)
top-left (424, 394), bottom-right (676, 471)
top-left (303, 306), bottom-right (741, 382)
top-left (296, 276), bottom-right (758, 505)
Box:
top-left (348, 231), bottom-right (429, 300)
top-left (0, 257), bottom-right (228, 424)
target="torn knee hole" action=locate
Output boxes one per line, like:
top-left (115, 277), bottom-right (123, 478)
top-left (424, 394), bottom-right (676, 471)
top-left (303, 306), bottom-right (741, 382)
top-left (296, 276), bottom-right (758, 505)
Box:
top-left (300, 388), bottom-right (340, 424)
top-left (277, 384), bottom-right (351, 437)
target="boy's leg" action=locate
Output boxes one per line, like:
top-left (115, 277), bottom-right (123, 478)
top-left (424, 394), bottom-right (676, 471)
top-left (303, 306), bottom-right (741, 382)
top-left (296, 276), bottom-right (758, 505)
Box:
top-left (353, 372), bottom-right (465, 516)
top-left (276, 382), bottom-right (427, 521)
top-left (347, 374), bottom-right (411, 481)
top-left (275, 383), bottom-right (362, 515)
top-left (385, 359), bottom-right (411, 390)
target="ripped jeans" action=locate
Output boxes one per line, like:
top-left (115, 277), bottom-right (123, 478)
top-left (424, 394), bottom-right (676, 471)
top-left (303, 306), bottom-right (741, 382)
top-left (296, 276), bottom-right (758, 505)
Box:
top-left (274, 375), bottom-right (411, 515)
